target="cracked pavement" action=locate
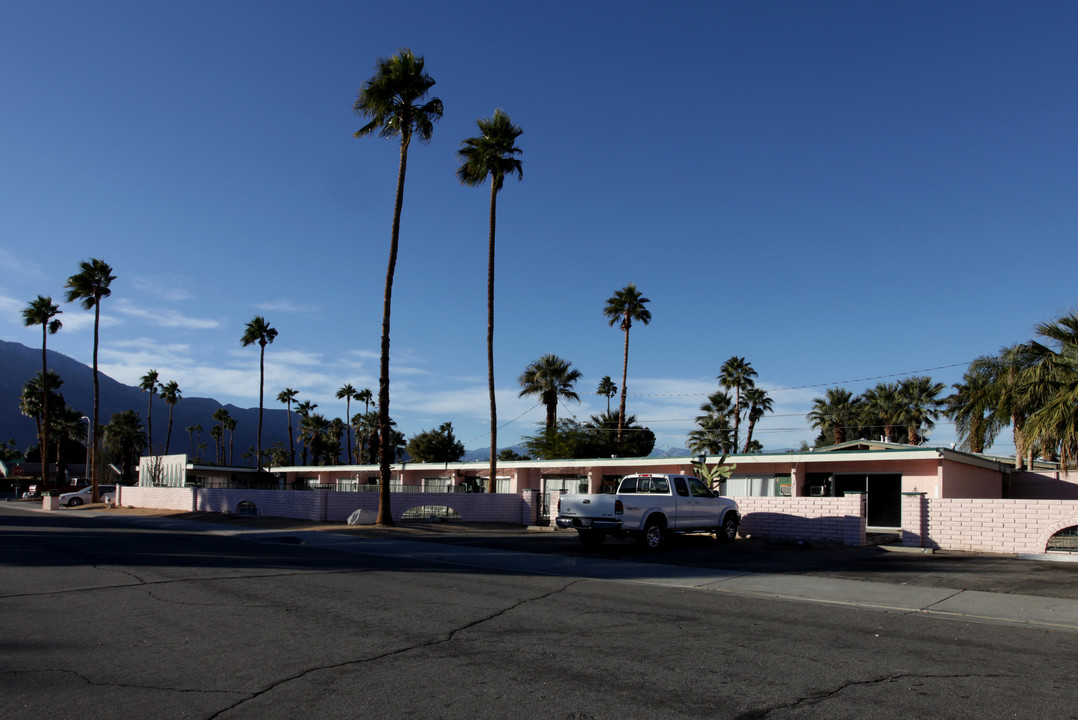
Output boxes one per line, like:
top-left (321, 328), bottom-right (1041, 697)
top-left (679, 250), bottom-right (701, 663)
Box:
top-left (2, 505), bottom-right (1078, 719)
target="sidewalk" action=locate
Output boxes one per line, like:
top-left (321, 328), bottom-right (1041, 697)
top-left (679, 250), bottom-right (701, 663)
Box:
top-left (14, 503), bottom-right (1076, 633)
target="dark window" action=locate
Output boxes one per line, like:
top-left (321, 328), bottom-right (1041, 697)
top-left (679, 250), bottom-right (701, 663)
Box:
top-left (674, 477), bottom-right (689, 497)
top-left (619, 478), bottom-right (637, 493)
top-left (688, 478), bottom-right (711, 497)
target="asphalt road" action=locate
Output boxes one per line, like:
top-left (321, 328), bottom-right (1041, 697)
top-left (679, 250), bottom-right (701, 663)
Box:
top-left (2, 505), bottom-right (1078, 719)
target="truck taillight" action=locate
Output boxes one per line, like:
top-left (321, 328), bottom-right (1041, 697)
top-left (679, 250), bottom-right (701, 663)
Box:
top-left (615, 499), bottom-right (623, 515)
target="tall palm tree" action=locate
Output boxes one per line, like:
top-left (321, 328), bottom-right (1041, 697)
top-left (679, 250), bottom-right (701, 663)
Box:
top-left (355, 388), bottom-right (374, 461)
top-left (210, 425), bottom-right (223, 465)
top-left (52, 406), bottom-right (86, 476)
top-left (687, 415), bottom-right (733, 456)
top-left (20, 372), bottom-right (64, 467)
top-left (64, 258), bottom-right (115, 500)
top-left (897, 376), bottom-right (945, 445)
top-left (277, 388), bottom-right (299, 464)
top-left (974, 346), bottom-right (1037, 469)
top-left (139, 369), bottom-right (160, 454)
top-left (193, 424), bottom-right (203, 461)
top-left (335, 384), bottom-right (359, 465)
top-left (861, 382), bottom-right (903, 443)
top-left (807, 387), bottom-right (861, 446)
top-left (603, 283), bottom-right (652, 442)
top-left (104, 409), bottom-right (145, 484)
top-left (596, 376), bottom-right (617, 414)
top-left (240, 315), bottom-right (277, 470)
top-left (353, 410), bottom-right (380, 465)
top-left (457, 108), bottom-right (524, 492)
top-left (742, 386), bottom-right (774, 453)
top-left (294, 400), bottom-right (317, 465)
top-left (1022, 311), bottom-right (1078, 466)
top-left (299, 412), bottom-right (330, 466)
top-left (518, 355), bottom-right (583, 432)
top-left (718, 357), bottom-right (757, 452)
top-left (158, 380), bottom-right (181, 455)
top-left (223, 415), bottom-right (237, 465)
top-left (211, 408), bottom-right (231, 464)
top-left (185, 426), bottom-right (196, 456)
top-left (327, 418), bottom-right (346, 464)
top-left (22, 295), bottom-right (62, 488)
top-left (945, 360), bottom-right (1003, 453)
top-left (693, 390), bottom-right (737, 454)
top-left (355, 48), bottom-right (443, 525)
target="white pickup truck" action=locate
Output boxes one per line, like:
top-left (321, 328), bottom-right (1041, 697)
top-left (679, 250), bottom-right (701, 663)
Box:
top-left (554, 473), bottom-right (740, 549)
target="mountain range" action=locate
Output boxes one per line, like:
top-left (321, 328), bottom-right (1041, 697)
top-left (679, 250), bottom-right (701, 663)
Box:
top-left (1, 338), bottom-right (691, 462)
top-left (1, 338), bottom-right (292, 459)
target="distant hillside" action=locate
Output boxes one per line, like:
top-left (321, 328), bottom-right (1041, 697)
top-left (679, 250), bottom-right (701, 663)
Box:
top-left (0, 338), bottom-right (292, 457)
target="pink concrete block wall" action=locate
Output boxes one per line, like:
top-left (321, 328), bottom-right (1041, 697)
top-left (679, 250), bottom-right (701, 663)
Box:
top-left (734, 495), bottom-right (866, 546)
top-left (903, 497), bottom-right (1078, 554)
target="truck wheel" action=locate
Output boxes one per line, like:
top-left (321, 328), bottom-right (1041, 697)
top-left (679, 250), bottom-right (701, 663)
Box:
top-left (716, 514), bottom-right (738, 543)
top-left (578, 530), bottom-right (605, 547)
top-left (638, 519), bottom-right (665, 550)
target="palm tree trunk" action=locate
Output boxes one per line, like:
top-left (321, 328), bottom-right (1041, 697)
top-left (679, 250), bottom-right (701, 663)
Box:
top-left (165, 407), bottom-right (174, 455)
top-left (286, 403), bottom-right (295, 465)
top-left (487, 179), bottom-right (498, 493)
top-left (1013, 414), bottom-right (1025, 471)
top-left (146, 394), bottom-right (153, 455)
top-left (345, 398), bottom-right (352, 465)
top-left (733, 387), bottom-right (741, 452)
top-left (91, 301), bottom-right (101, 502)
top-left (970, 416), bottom-right (984, 454)
top-left (618, 322), bottom-right (630, 443)
top-left (377, 133), bottom-right (411, 526)
top-left (41, 323), bottom-right (51, 489)
top-left (256, 344), bottom-right (265, 470)
top-left (744, 419), bottom-right (756, 454)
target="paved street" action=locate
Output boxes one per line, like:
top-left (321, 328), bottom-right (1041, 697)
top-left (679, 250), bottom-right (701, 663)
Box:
top-left (2, 504), bottom-right (1078, 719)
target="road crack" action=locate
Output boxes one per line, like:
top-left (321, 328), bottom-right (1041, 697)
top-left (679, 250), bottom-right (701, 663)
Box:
top-left (734, 672), bottom-right (1019, 719)
top-left (205, 578), bottom-right (583, 719)
top-left (1, 667), bottom-right (246, 696)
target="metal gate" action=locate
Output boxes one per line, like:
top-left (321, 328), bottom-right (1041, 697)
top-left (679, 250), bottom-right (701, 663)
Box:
top-left (538, 476), bottom-right (588, 524)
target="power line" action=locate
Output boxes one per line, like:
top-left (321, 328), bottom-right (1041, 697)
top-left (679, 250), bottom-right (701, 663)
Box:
top-left (617, 361), bottom-right (973, 397)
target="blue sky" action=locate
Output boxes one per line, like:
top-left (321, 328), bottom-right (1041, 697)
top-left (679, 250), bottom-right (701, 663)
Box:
top-left (2, 0), bottom-right (1076, 454)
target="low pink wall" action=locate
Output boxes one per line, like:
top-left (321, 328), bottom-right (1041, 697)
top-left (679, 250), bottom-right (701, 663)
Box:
top-left (734, 495), bottom-right (866, 546)
top-left (902, 495), bottom-right (1078, 554)
top-left (119, 486), bottom-right (535, 525)
top-left (119, 487), bottom-right (1078, 554)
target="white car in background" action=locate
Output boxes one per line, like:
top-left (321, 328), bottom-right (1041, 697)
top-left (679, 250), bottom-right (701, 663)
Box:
top-left (59, 485), bottom-right (116, 507)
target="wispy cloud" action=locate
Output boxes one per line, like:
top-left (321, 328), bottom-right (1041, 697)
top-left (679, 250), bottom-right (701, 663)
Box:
top-left (113, 299), bottom-right (220, 329)
top-left (0, 250), bottom-right (43, 279)
top-left (255, 299), bottom-right (319, 313)
top-left (131, 276), bottom-right (194, 302)
top-left (0, 292), bottom-right (24, 322)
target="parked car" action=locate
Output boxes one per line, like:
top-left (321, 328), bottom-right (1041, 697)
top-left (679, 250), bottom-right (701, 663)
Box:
top-left (59, 485), bottom-right (116, 507)
top-left (556, 473), bottom-right (740, 549)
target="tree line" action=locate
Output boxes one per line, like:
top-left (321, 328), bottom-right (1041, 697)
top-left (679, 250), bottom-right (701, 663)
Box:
top-left (804, 308), bottom-right (1078, 470)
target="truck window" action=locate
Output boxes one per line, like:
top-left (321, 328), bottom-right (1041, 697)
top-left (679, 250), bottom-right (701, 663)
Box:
top-left (619, 477), bottom-right (637, 493)
top-left (674, 477), bottom-right (690, 497)
top-left (688, 477), bottom-right (712, 498)
top-left (652, 478), bottom-right (669, 493)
